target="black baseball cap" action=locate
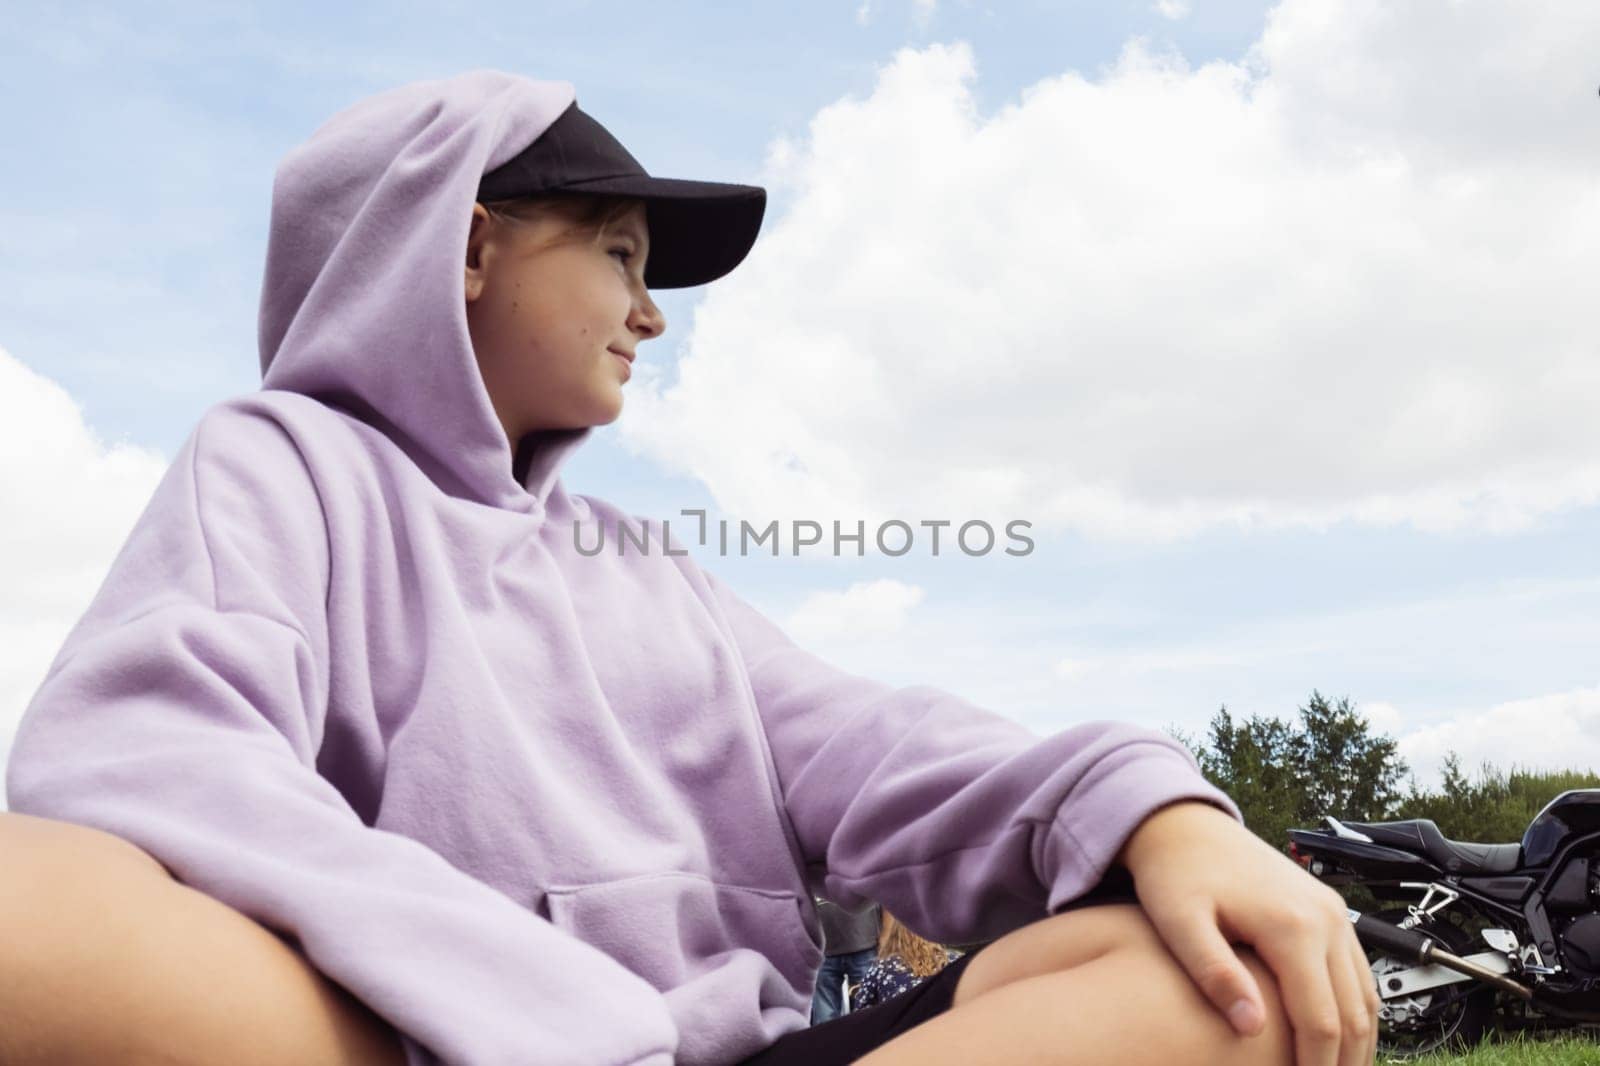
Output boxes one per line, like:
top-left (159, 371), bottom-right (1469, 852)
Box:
top-left (477, 101), bottom-right (767, 290)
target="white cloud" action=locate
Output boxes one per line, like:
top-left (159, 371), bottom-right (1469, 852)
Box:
top-left (1012, 575), bottom-right (1600, 784)
top-left (1050, 647), bottom-right (1599, 793)
top-left (1155, 0), bottom-right (1191, 20)
top-left (624, 0), bottom-right (1600, 544)
top-left (0, 346), bottom-right (168, 796)
top-left (1392, 686), bottom-right (1600, 790)
top-left (1357, 699), bottom-right (1404, 737)
top-left (785, 578), bottom-right (927, 644)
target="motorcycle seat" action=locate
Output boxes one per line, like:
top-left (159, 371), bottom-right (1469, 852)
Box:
top-left (1341, 818), bottom-right (1522, 875)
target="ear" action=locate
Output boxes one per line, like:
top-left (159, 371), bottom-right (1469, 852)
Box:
top-left (464, 202), bottom-right (495, 304)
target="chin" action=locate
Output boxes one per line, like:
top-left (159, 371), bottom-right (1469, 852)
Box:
top-left (585, 399), bottom-right (624, 427)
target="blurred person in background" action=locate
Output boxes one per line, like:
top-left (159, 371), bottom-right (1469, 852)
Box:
top-left (850, 910), bottom-right (961, 1013)
top-left (811, 897), bottom-right (882, 1024)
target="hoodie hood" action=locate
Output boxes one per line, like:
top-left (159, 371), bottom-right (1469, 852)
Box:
top-left (257, 69), bottom-right (589, 513)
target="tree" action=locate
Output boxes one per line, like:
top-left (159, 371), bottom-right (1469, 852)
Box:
top-left (1394, 756), bottom-right (1600, 842)
top-left (1169, 690), bottom-right (1410, 851)
top-left (1298, 691), bottom-right (1410, 823)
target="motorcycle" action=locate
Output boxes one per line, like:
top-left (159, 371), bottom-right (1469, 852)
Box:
top-left (1286, 789), bottom-right (1600, 1058)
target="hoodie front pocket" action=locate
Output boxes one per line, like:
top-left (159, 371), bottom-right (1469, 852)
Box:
top-left (544, 871), bottom-right (822, 1000)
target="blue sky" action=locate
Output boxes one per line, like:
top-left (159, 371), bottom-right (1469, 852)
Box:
top-left (4, 0), bottom-right (1598, 796)
top-left (2, 0), bottom-right (1271, 456)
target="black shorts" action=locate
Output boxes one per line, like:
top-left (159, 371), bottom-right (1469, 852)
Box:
top-left (736, 946), bottom-right (987, 1066)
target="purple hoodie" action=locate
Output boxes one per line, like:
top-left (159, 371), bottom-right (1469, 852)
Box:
top-left (5, 70), bottom-right (1243, 1066)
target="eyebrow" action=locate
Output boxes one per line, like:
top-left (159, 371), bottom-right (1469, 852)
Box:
top-left (612, 216), bottom-right (649, 249)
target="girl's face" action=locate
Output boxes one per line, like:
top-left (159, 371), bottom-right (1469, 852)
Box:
top-left (464, 199), bottom-right (665, 444)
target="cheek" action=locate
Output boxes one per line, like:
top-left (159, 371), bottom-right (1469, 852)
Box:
top-left (479, 266), bottom-right (617, 386)
top-left (494, 288), bottom-right (558, 356)
top-left (474, 285), bottom-right (522, 355)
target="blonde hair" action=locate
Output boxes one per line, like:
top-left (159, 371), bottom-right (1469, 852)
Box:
top-left (478, 192), bottom-right (642, 253)
top-left (876, 910), bottom-right (953, 979)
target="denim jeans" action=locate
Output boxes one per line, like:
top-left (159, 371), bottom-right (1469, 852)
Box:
top-left (810, 947), bottom-right (878, 1025)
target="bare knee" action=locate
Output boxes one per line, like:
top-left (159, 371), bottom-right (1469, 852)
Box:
top-left (1100, 932), bottom-right (1294, 1066)
top-left (954, 902), bottom-right (1162, 1007)
top-left (862, 924), bottom-right (1295, 1066)
top-left (0, 812), bottom-right (178, 1062)
top-left (0, 811), bottom-right (179, 962)
top-left (1062, 914), bottom-right (1294, 1066)
top-left (0, 809), bottom-right (172, 879)
top-left (0, 812), bottom-right (405, 1066)
top-left (950, 902), bottom-right (1294, 1066)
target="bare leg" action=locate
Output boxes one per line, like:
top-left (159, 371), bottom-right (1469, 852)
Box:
top-left (856, 902), bottom-right (1296, 1066)
top-left (0, 812), bottom-right (406, 1066)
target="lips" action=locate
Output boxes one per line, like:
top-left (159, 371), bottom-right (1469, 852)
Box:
top-left (608, 347), bottom-right (635, 364)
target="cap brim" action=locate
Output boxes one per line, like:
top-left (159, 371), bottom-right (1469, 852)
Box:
top-left (555, 175), bottom-right (766, 289)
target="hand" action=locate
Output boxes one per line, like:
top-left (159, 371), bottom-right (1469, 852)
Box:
top-left (1114, 800), bottom-right (1380, 1066)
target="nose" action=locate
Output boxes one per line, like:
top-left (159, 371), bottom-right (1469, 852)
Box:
top-left (630, 292), bottom-right (666, 341)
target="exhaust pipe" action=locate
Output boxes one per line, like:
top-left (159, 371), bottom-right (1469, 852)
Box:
top-left (1347, 909), bottom-right (1533, 1001)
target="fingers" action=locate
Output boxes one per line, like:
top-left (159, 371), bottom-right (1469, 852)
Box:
top-left (1249, 912), bottom-right (1346, 1066)
top-left (1327, 935), bottom-right (1378, 1066)
top-left (1146, 903), bottom-right (1269, 1036)
top-left (1347, 932), bottom-right (1381, 1064)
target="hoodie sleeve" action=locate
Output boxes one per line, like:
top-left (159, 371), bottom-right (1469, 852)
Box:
top-left (5, 405), bottom-right (678, 1066)
top-left (699, 568), bottom-right (1244, 946)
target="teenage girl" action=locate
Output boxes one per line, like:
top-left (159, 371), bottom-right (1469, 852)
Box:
top-left (0, 70), bottom-right (1377, 1066)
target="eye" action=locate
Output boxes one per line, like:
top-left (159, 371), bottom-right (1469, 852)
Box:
top-left (609, 245), bottom-right (634, 263)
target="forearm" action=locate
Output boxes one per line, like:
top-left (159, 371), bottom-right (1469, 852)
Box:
top-left (1114, 799), bottom-right (1241, 874)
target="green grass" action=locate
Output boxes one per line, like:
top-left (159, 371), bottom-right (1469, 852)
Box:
top-left (1397, 1033), bottom-right (1599, 1065)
